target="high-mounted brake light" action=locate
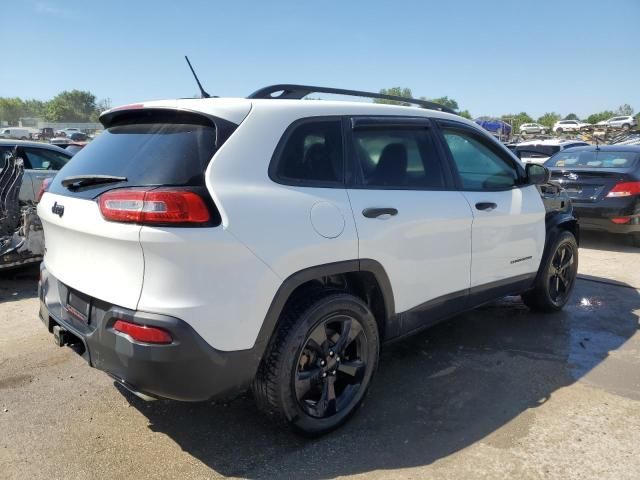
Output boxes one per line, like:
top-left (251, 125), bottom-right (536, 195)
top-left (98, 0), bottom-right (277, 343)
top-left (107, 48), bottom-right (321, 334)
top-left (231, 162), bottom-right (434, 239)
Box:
top-left (606, 182), bottom-right (640, 198)
top-left (98, 188), bottom-right (210, 225)
top-left (113, 320), bottom-right (172, 344)
top-left (37, 177), bottom-right (52, 202)
top-left (109, 103), bottom-right (145, 112)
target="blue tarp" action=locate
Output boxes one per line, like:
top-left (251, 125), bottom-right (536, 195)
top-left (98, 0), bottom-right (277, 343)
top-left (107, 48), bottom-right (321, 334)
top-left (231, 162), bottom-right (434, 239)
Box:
top-left (475, 119), bottom-right (512, 135)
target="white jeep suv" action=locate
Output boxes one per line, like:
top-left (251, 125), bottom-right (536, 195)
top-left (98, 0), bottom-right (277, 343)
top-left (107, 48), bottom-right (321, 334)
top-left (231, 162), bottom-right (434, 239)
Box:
top-left (37, 85), bottom-right (579, 435)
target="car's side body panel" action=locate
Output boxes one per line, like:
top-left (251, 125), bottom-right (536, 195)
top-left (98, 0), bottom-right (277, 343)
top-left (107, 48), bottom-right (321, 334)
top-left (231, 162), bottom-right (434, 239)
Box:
top-left (460, 185), bottom-right (546, 288)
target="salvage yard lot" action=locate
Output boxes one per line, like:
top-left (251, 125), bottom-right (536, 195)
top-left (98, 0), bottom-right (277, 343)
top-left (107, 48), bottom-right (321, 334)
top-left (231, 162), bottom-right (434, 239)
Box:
top-left (1, 232), bottom-right (639, 480)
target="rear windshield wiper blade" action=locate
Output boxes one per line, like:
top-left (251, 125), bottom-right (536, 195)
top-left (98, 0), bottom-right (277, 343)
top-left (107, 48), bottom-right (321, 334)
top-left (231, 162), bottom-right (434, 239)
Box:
top-left (61, 175), bottom-right (127, 190)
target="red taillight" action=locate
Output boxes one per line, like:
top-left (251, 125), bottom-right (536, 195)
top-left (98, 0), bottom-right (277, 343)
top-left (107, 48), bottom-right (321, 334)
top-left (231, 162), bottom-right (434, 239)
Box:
top-left (113, 320), bottom-right (172, 344)
top-left (611, 217), bottom-right (631, 224)
top-left (98, 188), bottom-right (210, 225)
top-left (606, 182), bottom-right (640, 198)
top-left (37, 177), bottom-right (52, 202)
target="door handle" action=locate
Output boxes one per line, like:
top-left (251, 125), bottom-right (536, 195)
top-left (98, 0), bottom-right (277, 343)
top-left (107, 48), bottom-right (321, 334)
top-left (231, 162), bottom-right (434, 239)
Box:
top-left (362, 207), bottom-right (398, 219)
top-left (475, 202), bottom-right (497, 211)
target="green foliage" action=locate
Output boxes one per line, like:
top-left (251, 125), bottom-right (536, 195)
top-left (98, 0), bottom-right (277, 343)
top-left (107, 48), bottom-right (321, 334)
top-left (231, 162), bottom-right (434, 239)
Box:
top-left (564, 113), bottom-right (579, 120)
top-left (586, 110), bottom-right (615, 124)
top-left (0, 97), bottom-right (24, 124)
top-left (537, 112), bottom-right (561, 129)
top-left (45, 90), bottom-right (97, 122)
top-left (458, 109), bottom-right (472, 119)
top-left (616, 104), bottom-right (634, 116)
top-left (427, 96), bottom-right (459, 111)
top-left (374, 87), bottom-right (413, 106)
top-left (0, 90), bottom-right (109, 124)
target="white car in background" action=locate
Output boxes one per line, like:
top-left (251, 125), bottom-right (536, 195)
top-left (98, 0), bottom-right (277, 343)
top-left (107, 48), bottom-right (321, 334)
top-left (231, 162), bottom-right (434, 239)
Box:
top-left (512, 138), bottom-right (589, 164)
top-left (553, 120), bottom-right (590, 134)
top-left (596, 115), bottom-right (637, 130)
top-left (0, 127), bottom-right (32, 140)
top-left (519, 123), bottom-right (548, 135)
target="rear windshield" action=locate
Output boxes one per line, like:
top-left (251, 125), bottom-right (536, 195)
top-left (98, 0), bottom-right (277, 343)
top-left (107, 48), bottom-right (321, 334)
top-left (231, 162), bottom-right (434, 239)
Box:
top-left (545, 150), bottom-right (639, 169)
top-left (49, 114), bottom-right (217, 198)
top-left (516, 145), bottom-right (561, 157)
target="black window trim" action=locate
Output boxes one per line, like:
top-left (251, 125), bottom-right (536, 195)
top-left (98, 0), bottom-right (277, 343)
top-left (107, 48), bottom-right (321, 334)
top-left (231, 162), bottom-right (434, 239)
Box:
top-left (434, 119), bottom-right (528, 192)
top-left (268, 115), bottom-right (346, 189)
top-left (345, 115), bottom-right (456, 191)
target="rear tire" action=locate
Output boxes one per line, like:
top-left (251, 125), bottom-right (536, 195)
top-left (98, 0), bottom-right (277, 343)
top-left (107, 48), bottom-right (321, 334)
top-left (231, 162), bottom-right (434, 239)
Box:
top-left (522, 231), bottom-right (578, 312)
top-left (540, 129), bottom-right (546, 135)
top-left (556, 128), bottom-right (563, 135)
top-left (252, 292), bottom-right (380, 436)
top-left (622, 123), bottom-right (631, 131)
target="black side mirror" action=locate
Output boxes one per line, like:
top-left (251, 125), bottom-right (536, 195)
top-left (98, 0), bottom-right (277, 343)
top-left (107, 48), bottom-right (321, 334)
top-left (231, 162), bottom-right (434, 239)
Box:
top-left (526, 163), bottom-right (551, 185)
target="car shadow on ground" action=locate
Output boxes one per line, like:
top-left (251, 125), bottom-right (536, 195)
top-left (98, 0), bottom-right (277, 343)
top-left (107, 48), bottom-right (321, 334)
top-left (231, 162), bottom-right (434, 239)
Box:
top-left (121, 276), bottom-right (639, 479)
top-left (0, 264), bottom-right (39, 303)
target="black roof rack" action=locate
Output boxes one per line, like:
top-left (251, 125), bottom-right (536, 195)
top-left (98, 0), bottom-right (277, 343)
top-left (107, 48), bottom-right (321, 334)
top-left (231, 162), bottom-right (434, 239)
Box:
top-left (247, 84), bottom-right (457, 115)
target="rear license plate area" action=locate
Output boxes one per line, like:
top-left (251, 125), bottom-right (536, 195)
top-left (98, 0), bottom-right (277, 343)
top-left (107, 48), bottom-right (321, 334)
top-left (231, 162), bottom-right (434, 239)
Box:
top-left (65, 288), bottom-right (91, 323)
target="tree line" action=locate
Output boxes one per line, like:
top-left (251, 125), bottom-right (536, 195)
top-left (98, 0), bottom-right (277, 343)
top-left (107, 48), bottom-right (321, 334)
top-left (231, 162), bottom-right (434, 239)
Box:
top-left (2, 87), bottom-right (636, 132)
top-left (0, 90), bottom-right (111, 124)
top-left (374, 87), bottom-right (638, 131)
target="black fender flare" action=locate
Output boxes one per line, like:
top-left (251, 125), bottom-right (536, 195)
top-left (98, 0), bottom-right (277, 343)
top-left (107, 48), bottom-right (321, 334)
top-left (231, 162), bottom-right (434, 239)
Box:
top-left (533, 210), bottom-right (579, 285)
top-left (247, 259), bottom-right (395, 373)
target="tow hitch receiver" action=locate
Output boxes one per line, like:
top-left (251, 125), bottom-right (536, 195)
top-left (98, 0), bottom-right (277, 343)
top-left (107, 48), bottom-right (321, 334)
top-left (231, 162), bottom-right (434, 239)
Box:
top-left (52, 325), bottom-right (73, 347)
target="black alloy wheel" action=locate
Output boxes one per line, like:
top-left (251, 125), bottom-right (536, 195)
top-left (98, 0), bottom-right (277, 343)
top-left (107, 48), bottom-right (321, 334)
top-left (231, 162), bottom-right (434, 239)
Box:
top-left (252, 293), bottom-right (379, 436)
top-left (522, 230), bottom-right (578, 312)
top-left (547, 242), bottom-right (576, 306)
top-left (294, 314), bottom-right (368, 419)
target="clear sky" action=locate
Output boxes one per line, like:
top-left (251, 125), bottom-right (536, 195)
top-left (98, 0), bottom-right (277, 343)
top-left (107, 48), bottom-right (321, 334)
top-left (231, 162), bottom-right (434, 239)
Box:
top-left (1, 0), bottom-right (638, 119)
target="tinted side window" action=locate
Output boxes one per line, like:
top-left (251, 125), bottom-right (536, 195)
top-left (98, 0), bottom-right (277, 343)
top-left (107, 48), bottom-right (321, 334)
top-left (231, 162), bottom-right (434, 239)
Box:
top-left (273, 120), bottom-right (343, 185)
top-left (353, 128), bottom-right (445, 189)
top-left (441, 127), bottom-right (519, 190)
top-left (22, 148), bottom-right (71, 170)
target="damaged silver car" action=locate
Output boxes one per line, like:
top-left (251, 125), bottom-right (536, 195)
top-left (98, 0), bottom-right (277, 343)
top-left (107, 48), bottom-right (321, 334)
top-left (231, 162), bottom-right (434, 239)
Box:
top-left (1, 142), bottom-right (71, 269)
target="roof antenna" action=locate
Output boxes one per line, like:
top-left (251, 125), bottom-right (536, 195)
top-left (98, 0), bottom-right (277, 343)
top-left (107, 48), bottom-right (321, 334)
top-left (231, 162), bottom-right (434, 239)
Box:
top-left (184, 56), bottom-right (211, 98)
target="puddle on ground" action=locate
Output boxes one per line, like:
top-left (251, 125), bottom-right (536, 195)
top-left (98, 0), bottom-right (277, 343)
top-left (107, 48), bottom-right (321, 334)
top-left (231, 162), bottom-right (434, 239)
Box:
top-left (575, 296), bottom-right (604, 311)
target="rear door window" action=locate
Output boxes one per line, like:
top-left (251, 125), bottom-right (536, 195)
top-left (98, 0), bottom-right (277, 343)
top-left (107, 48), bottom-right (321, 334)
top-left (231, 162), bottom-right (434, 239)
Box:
top-left (49, 111), bottom-right (219, 199)
top-left (352, 127), bottom-right (446, 189)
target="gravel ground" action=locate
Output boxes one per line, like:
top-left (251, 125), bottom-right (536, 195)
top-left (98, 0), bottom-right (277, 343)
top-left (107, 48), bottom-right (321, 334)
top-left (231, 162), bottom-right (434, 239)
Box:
top-left (0, 230), bottom-right (639, 479)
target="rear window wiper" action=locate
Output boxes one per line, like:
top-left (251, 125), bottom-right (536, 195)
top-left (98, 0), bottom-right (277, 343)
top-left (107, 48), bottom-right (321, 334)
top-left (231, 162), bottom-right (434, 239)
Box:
top-left (61, 174), bottom-right (127, 190)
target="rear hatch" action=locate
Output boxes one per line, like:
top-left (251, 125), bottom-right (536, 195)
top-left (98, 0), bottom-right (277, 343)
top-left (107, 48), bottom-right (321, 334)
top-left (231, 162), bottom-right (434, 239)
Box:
top-left (38, 105), bottom-right (245, 309)
top-left (546, 150), bottom-right (639, 203)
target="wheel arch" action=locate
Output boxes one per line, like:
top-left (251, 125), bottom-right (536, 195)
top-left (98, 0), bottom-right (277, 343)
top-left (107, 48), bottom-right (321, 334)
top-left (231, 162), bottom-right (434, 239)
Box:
top-left (252, 259), bottom-right (395, 366)
top-left (531, 211), bottom-right (579, 286)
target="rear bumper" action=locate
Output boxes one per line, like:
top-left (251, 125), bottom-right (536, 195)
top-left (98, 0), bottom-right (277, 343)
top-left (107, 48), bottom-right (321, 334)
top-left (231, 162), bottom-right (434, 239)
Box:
top-left (573, 197), bottom-right (640, 235)
top-left (38, 265), bottom-right (260, 401)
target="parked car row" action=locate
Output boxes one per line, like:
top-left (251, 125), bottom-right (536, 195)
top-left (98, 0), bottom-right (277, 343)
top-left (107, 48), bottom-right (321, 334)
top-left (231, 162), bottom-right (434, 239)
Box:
top-left (517, 116), bottom-right (638, 137)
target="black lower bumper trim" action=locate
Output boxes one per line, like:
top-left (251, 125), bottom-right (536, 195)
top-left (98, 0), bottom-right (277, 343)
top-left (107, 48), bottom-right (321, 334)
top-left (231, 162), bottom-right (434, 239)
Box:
top-left (39, 267), bottom-right (261, 402)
